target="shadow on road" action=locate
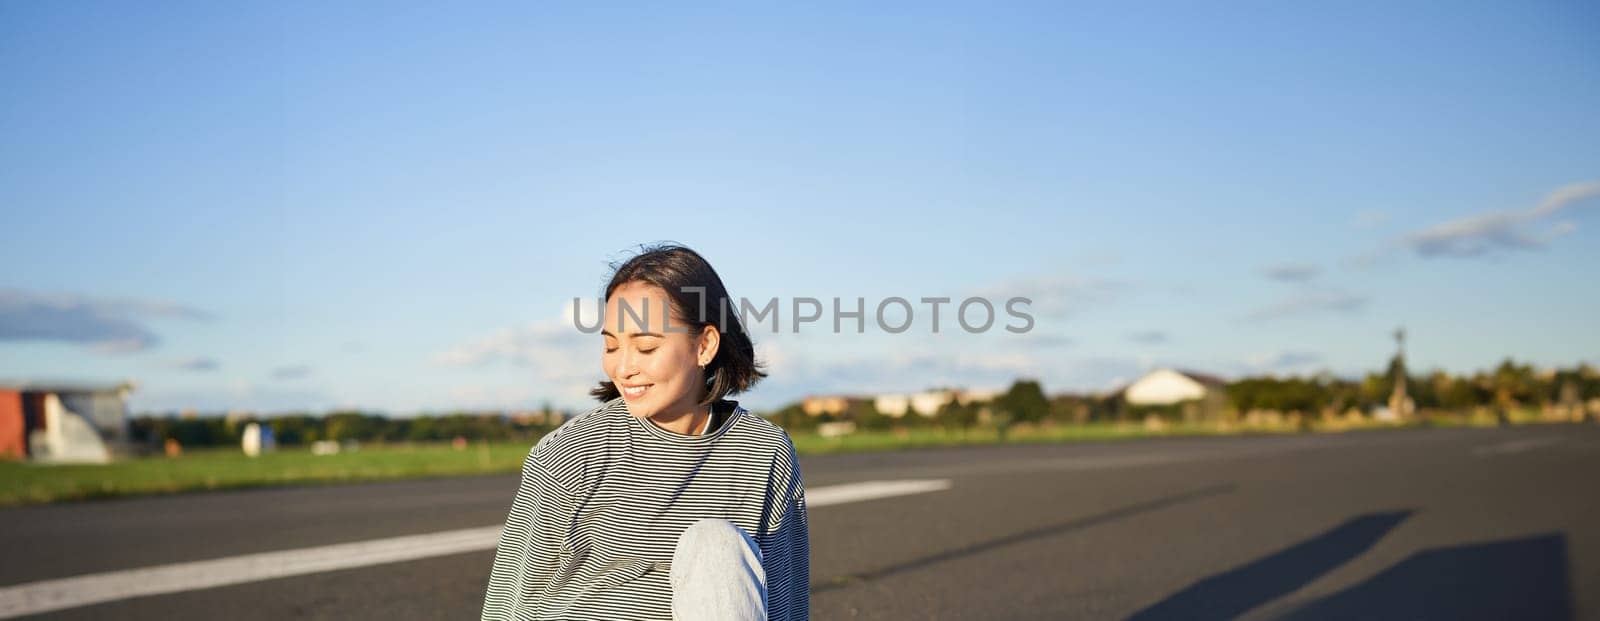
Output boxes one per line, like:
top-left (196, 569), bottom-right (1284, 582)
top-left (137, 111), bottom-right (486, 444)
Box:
top-left (810, 483), bottom-right (1236, 594)
top-left (1279, 533), bottom-right (1574, 621)
top-left (1126, 510), bottom-right (1412, 621)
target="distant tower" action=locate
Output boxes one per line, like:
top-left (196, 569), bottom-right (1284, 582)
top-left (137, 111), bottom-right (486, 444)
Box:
top-left (1388, 327), bottom-right (1411, 419)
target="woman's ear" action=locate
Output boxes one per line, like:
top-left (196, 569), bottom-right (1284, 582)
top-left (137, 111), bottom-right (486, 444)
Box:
top-left (697, 325), bottom-right (721, 366)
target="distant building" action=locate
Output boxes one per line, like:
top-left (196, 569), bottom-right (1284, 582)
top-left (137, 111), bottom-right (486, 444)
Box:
top-left (800, 395), bottom-right (870, 417)
top-left (0, 381), bottom-right (134, 463)
top-left (872, 393), bottom-right (918, 418)
top-left (1122, 369), bottom-right (1227, 406)
top-left (800, 395), bottom-right (846, 417)
top-left (874, 388), bottom-right (1004, 418)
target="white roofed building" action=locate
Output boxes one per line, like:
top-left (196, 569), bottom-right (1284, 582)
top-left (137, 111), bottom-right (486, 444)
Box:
top-left (1119, 369), bottom-right (1231, 423)
top-left (1122, 369), bottom-right (1227, 406)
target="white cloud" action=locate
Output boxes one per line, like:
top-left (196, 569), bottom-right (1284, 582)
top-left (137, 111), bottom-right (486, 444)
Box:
top-left (433, 320), bottom-right (590, 369)
top-left (432, 303), bottom-right (607, 408)
top-left (1400, 180), bottom-right (1600, 258)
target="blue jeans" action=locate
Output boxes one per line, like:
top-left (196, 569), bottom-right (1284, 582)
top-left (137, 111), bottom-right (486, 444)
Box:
top-left (671, 518), bottom-right (767, 621)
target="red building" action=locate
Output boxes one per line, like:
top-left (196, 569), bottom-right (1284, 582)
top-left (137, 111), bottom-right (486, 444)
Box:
top-left (0, 382), bottom-right (133, 463)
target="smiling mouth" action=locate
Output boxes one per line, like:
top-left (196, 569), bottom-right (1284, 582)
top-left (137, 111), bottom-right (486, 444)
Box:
top-left (622, 384), bottom-right (652, 399)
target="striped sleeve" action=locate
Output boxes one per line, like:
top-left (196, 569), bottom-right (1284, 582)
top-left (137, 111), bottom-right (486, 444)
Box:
top-left (481, 448), bottom-right (568, 621)
top-left (761, 442), bottom-right (810, 620)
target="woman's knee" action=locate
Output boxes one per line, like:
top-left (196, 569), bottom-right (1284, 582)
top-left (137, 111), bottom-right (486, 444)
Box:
top-left (677, 519), bottom-right (748, 553)
top-left (674, 518), bottom-right (763, 567)
top-left (671, 518), bottom-right (768, 619)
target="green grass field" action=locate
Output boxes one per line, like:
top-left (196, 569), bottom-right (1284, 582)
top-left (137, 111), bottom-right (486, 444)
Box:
top-left (0, 442), bottom-right (529, 507)
top-left (0, 409), bottom-right (1570, 507)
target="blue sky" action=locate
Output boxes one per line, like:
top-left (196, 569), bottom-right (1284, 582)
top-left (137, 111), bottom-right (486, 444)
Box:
top-left (3, 2), bottom-right (1597, 414)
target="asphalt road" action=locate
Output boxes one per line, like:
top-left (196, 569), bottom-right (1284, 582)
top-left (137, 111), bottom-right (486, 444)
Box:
top-left (2, 424), bottom-right (1597, 620)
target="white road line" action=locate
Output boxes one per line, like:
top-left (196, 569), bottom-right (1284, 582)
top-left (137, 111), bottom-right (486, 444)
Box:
top-left (0, 527), bottom-right (504, 619)
top-left (0, 479), bottom-right (951, 618)
top-left (1472, 437), bottom-right (1562, 457)
top-left (805, 479), bottom-right (953, 507)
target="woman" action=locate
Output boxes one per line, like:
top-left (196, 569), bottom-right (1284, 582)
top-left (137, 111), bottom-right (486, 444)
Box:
top-left (481, 244), bottom-right (809, 621)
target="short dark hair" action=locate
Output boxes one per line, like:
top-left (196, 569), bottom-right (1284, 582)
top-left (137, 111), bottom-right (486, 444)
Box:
top-left (590, 243), bottom-right (767, 404)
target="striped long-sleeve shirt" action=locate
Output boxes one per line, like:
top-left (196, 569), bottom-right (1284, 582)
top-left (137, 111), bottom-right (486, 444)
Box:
top-left (481, 396), bottom-right (810, 621)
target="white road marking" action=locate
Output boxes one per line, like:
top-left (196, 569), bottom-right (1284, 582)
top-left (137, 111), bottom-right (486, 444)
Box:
top-left (0, 527), bottom-right (504, 619)
top-left (0, 479), bottom-right (951, 618)
top-left (805, 479), bottom-right (953, 507)
top-left (1473, 437), bottom-right (1562, 457)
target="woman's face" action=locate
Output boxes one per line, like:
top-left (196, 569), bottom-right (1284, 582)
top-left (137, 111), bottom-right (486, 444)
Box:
top-left (602, 281), bottom-right (719, 420)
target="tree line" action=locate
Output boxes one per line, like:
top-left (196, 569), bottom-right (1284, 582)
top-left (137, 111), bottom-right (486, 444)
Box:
top-left (128, 410), bottom-right (562, 449)
top-left (767, 359), bottom-right (1600, 431)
